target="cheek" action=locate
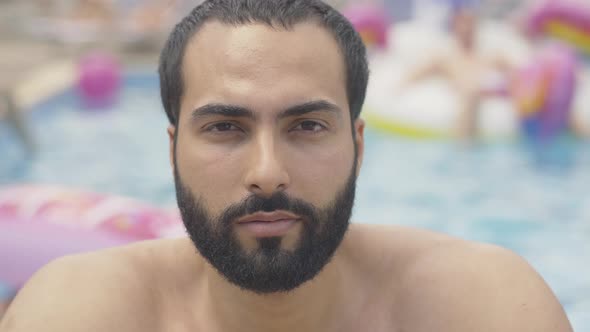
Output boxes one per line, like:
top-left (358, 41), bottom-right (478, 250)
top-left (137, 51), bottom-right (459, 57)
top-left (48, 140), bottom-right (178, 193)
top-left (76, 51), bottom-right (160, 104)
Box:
top-left (286, 135), bottom-right (355, 203)
top-left (175, 133), bottom-right (245, 211)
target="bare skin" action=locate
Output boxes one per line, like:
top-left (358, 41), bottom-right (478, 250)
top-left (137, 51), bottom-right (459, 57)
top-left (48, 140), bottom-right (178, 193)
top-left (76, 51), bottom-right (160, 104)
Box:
top-left (0, 20), bottom-right (572, 332)
top-left (399, 9), bottom-right (515, 140)
top-left (400, 9), bottom-right (590, 140)
top-left (0, 225), bottom-right (572, 332)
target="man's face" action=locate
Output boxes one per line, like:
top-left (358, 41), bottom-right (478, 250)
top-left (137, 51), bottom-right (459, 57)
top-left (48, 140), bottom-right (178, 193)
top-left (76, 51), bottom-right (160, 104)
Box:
top-left (169, 21), bottom-right (365, 293)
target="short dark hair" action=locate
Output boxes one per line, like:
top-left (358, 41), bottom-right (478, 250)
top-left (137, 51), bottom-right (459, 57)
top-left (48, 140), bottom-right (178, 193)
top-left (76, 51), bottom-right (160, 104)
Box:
top-left (158, 0), bottom-right (369, 126)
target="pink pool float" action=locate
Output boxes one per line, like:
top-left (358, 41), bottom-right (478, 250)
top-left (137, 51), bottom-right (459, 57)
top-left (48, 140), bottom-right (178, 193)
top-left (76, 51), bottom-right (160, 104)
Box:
top-left (526, 1), bottom-right (590, 55)
top-left (342, 4), bottom-right (390, 50)
top-left (0, 185), bottom-right (183, 298)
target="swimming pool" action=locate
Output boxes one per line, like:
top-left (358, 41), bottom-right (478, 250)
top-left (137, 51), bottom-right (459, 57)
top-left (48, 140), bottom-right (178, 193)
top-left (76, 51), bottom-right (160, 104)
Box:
top-left (1, 73), bottom-right (589, 329)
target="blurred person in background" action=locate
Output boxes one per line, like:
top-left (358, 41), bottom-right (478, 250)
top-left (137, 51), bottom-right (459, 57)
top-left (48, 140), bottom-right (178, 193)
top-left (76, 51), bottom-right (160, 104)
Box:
top-left (1, 1), bottom-right (573, 331)
top-left (397, 4), bottom-right (517, 139)
top-left (69, 0), bottom-right (114, 23)
top-left (30, 0), bottom-right (180, 47)
top-left (118, 0), bottom-right (180, 48)
top-left (397, 1), bottom-right (590, 140)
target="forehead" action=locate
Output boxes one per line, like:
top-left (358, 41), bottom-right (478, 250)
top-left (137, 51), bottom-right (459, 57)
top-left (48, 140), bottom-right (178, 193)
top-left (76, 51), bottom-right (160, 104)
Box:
top-left (180, 20), bottom-right (348, 117)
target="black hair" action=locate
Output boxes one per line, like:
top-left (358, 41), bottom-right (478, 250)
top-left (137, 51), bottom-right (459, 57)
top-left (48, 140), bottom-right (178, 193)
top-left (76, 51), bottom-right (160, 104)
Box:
top-left (158, 0), bottom-right (369, 126)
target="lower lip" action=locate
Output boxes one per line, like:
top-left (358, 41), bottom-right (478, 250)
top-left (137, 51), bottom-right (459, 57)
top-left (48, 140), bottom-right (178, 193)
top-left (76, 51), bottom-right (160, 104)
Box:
top-left (237, 219), bottom-right (299, 237)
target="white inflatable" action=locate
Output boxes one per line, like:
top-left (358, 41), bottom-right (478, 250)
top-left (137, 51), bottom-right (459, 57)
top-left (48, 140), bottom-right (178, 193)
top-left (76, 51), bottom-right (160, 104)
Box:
top-left (363, 20), bottom-right (532, 140)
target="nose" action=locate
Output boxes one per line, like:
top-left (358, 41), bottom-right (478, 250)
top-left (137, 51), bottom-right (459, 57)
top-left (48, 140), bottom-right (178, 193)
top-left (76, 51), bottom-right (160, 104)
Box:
top-left (243, 132), bottom-right (290, 197)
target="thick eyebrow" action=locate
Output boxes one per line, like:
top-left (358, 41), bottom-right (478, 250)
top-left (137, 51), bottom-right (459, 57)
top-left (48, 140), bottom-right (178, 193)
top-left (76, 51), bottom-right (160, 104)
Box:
top-left (190, 100), bottom-right (342, 121)
top-left (191, 104), bottom-right (255, 120)
top-left (279, 100), bottom-right (342, 119)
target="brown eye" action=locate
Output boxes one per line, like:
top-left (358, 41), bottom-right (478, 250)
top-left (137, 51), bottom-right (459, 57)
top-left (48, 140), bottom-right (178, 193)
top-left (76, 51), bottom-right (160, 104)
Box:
top-left (294, 120), bottom-right (326, 132)
top-left (206, 122), bottom-right (241, 132)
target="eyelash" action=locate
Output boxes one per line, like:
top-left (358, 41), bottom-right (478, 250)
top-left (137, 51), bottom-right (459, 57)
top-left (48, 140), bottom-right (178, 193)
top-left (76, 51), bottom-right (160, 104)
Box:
top-left (291, 120), bottom-right (327, 133)
top-left (202, 120), bottom-right (327, 135)
top-left (204, 122), bottom-right (243, 133)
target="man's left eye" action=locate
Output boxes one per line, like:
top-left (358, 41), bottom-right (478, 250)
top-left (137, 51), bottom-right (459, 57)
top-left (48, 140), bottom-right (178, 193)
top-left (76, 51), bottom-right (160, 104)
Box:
top-left (205, 122), bottom-right (241, 132)
top-left (293, 120), bottom-right (326, 132)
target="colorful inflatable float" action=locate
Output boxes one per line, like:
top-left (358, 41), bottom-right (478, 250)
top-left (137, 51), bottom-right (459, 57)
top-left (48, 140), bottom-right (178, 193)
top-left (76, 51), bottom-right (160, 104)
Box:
top-left (362, 20), bottom-right (529, 140)
top-left (362, 19), bottom-right (590, 140)
top-left (0, 185), bottom-right (184, 313)
top-left (526, 1), bottom-right (590, 56)
top-left (515, 44), bottom-right (577, 141)
top-left (342, 4), bottom-right (390, 50)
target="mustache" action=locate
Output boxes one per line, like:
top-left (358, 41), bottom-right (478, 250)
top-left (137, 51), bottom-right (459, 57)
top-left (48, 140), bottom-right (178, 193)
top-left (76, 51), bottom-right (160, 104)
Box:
top-left (218, 191), bottom-right (319, 226)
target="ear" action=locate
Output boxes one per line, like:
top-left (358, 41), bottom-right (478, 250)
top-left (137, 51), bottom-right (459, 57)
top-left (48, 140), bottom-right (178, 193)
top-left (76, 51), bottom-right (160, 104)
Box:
top-left (167, 125), bottom-right (176, 170)
top-left (353, 118), bottom-right (365, 176)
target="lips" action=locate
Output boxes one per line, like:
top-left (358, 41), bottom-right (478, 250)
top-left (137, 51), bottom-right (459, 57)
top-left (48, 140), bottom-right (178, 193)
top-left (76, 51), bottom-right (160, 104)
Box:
top-left (236, 211), bottom-right (301, 237)
top-left (236, 211), bottom-right (300, 224)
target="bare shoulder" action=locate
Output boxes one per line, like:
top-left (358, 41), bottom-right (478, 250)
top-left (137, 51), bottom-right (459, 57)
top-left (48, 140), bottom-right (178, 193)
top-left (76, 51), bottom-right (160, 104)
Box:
top-left (381, 227), bottom-right (573, 331)
top-left (341, 224), bottom-right (459, 291)
top-left (344, 223), bottom-right (457, 267)
top-left (0, 238), bottom-right (188, 332)
top-left (345, 224), bottom-right (572, 331)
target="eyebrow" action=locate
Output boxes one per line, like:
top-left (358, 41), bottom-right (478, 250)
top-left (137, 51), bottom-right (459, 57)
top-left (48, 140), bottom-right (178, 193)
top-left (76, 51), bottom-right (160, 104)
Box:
top-left (191, 104), bottom-right (254, 120)
top-left (190, 100), bottom-right (342, 121)
top-left (279, 100), bottom-right (341, 119)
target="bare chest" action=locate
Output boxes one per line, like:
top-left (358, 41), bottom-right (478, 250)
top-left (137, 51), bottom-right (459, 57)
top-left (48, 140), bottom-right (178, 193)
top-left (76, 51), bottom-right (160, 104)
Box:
top-left (156, 298), bottom-right (399, 332)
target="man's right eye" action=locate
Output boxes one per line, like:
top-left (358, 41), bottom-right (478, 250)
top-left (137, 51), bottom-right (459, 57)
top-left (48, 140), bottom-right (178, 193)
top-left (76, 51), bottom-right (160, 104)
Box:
top-left (204, 122), bottom-right (241, 132)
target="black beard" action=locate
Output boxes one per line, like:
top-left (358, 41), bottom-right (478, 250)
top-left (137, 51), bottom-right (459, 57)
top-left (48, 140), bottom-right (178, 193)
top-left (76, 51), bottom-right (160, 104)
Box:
top-left (173, 156), bottom-right (357, 294)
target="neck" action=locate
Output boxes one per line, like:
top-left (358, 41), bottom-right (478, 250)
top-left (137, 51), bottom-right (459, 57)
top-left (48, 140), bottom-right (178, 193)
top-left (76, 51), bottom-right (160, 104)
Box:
top-left (202, 251), bottom-right (349, 332)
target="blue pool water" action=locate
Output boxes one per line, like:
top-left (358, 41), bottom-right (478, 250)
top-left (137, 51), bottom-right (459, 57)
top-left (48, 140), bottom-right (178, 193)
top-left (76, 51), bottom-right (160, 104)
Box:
top-left (1, 73), bottom-right (589, 329)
